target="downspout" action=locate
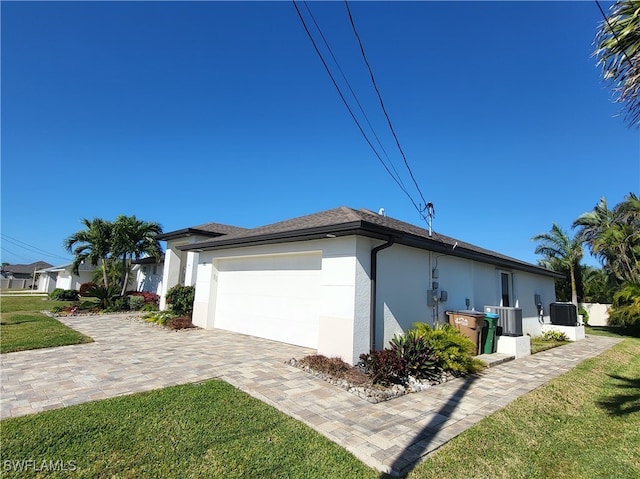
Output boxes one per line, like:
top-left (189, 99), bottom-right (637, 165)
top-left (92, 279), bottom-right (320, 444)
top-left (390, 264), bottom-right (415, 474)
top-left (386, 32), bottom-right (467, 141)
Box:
top-left (370, 237), bottom-right (394, 350)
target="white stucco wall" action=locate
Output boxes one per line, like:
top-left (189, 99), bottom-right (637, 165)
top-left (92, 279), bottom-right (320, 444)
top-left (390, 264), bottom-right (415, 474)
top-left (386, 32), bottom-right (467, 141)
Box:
top-left (160, 236), bottom-right (210, 309)
top-left (191, 237), bottom-right (370, 364)
top-left (374, 247), bottom-right (557, 348)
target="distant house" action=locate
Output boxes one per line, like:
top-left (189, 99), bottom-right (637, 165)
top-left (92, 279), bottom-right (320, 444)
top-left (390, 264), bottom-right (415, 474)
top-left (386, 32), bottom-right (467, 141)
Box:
top-left (132, 255), bottom-right (165, 295)
top-left (36, 262), bottom-right (97, 293)
top-left (158, 207), bottom-right (561, 364)
top-left (1, 261), bottom-right (52, 289)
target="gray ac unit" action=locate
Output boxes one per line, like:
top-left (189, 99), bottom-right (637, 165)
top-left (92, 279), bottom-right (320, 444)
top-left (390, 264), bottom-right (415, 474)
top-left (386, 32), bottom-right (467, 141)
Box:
top-left (484, 306), bottom-right (523, 337)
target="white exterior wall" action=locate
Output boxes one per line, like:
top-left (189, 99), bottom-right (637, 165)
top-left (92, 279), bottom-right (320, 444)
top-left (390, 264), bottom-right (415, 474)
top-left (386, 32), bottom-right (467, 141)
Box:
top-left (191, 237), bottom-right (370, 364)
top-left (374, 247), bottom-right (557, 348)
top-left (160, 236), bottom-right (209, 309)
top-left (375, 244), bottom-right (431, 349)
top-left (133, 264), bottom-right (164, 294)
top-left (513, 270), bottom-right (556, 336)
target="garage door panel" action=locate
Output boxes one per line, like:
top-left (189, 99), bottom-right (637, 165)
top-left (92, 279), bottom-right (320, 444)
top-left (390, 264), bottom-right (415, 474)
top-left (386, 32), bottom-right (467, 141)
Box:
top-left (214, 253), bottom-right (321, 349)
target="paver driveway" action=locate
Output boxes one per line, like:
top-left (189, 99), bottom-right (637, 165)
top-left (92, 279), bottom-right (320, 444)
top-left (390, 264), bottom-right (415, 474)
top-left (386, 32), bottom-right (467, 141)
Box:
top-left (0, 314), bottom-right (622, 476)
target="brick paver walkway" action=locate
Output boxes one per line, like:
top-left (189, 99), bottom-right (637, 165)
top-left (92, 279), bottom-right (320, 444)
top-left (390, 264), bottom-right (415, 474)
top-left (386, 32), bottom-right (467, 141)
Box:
top-left (0, 314), bottom-right (621, 476)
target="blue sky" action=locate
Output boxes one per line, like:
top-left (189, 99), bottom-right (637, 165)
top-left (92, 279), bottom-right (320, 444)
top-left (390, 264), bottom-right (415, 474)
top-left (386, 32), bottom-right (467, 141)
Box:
top-left (2, 1), bottom-right (638, 268)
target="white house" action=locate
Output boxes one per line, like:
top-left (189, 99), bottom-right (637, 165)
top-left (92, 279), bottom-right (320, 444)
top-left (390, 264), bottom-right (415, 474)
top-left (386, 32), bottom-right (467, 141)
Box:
top-left (132, 256), bottom-right (165, 295)
top-left (36, 262), bottom-right (96, 293)
top-left (159, 207), bottom-right (561, 364)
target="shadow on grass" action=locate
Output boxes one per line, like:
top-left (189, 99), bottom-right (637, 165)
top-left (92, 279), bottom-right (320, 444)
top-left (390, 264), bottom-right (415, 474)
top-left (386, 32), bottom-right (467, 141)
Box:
top-left (596, 373), bottom-right (640, 416)
top-left (587, 326), bottom-right (640, 338)
top-left (0, 318), bottom-right (39, 325)
top-left (379, 375), bottom-right (478, 478)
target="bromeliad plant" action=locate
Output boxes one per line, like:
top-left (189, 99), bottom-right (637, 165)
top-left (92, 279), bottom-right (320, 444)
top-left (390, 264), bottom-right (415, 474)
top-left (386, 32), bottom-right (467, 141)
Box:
top-left (389, 331), bottom-right (439, 381)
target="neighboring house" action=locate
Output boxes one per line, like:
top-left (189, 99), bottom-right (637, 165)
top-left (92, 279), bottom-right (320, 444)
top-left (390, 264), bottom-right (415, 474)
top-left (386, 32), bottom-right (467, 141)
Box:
top-left (36, 262), bottom-right (97, 293)
top-left (132, 256), bottom-right (165, 295)
top-left (0, 261), bottom-right (52, 289)
top-left (159, 206), bottom-right (561, 364)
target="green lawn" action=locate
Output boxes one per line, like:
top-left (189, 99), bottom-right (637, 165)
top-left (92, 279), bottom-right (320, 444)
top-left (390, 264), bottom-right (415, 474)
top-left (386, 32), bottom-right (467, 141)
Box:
top-left (530, 336), bottom-right (569, 354)
top-left (0, 380), bottom-right (379, 479)
top-left (408, 332), bottom-right (640, 479)
top-left (0, 296), bottom-right (93, 353)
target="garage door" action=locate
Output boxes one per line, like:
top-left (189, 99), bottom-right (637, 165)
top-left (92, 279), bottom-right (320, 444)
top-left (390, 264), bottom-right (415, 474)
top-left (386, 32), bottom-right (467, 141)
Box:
top-left (214, 253), bottom-right (322, 348)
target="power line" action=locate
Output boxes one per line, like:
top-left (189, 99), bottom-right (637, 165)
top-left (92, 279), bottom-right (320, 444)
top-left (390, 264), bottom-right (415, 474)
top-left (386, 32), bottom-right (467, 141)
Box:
top-left (595, 0), bottom-right (637, 71)
top-left (343, 0), bottom-right (430, 216)
top-left (292, 0), bottom-right (422, 213)
top-left (301, 2), bottom-right (407, 192)
top-left (0, 233), bottom-right (70, 261)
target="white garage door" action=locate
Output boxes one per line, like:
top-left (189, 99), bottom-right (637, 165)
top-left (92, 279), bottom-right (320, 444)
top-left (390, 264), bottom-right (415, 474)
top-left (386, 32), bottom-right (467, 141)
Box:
top-left (214, 253), bottom-right (322, 348)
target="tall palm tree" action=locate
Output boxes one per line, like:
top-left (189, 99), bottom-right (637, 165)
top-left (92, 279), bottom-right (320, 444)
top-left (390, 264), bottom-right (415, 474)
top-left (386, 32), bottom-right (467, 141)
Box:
top-left (112, 215), bottom-right (163, 296)
top-left (64, 218), bottom-right (112, 287)
top-left (574, 194), bottom-right (640, 284)
top-left (595, 0), bottom-right (640, 127)
top-left (532, 223), bottom-right (583, 306)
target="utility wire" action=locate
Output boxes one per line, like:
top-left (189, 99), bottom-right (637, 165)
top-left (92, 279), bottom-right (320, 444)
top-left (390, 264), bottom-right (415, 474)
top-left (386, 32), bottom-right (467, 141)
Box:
top-left (0, 233), bottom-right (70, 261)
top-left (302, 1), bottom-right (407, 192)
top-left (595, 0), bottom-right (637, 70)
top-left (292, 0), bottom-right (422, 213)
top-left (343, 0), bottom-right (430, 216)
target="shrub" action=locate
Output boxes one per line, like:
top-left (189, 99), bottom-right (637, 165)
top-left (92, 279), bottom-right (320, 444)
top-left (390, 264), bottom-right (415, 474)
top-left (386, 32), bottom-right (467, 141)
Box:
top-left (389, 331), bottom-right (440, 380)
top-left (143, 311), bottom-right (177, 326)
top-left (128, 295), bottom-right (145, 311)
top-left (358, 349), bottom-right (406, 386)
top-left (412, 322), bottom-right (485, 376)
top-left (542, 330), bottom-right (569, 342)
top-left (140, 303), bottom-right (159, 312)
top-left (300, 355), bottom-right (351, 378)
top-left (166, 316), bottom-right (195, 330)
top-left (166, 285), bottom-right (195, 316)
top-left (83, 284), bottom-right (120, 310)
top-left (127, 291), bottom-right (160, 306)
top-left (108, 296), bottom-right (130, 312)
top-left (79, 282), bottom-right (98, 297)
top-left (579, 305), bottom-right (590, 325)
top-left (49, 288), bottom-right (80, 301)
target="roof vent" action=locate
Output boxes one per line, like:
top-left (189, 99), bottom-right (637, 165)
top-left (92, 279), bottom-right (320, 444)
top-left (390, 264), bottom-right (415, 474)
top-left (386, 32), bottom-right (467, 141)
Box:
top-left (378, 208), bottom-right (385, 216)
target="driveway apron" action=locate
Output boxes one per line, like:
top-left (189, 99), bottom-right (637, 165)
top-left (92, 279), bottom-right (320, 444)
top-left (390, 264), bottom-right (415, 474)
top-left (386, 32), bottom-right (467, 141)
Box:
top-left (0, 314), bottom-right (622, 476)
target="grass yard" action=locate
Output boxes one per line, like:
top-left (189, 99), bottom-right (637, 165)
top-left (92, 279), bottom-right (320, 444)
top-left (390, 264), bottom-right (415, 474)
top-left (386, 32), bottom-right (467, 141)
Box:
top-left (530, 336), bottom-right (569, 354)
top-left (408, 331), bottom-right (640, 479)
top-left (0, 296), bottom-right (92, 353)
top-left (0, 380), bottom-right (378, 479)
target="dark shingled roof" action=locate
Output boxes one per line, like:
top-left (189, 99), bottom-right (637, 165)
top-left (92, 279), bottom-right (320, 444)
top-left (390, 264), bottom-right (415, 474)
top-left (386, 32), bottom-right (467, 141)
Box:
top-left (2, 261), bottom-right (53, 275)
top-left (157, 221), bottom-right (247, 241)
top-left (177, 206), bottom-right (562, 278)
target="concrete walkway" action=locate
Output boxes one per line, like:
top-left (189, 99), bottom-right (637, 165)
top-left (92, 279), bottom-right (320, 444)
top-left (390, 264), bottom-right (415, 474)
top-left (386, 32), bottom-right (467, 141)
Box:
top-left (0, 314), bottom-right (622, 476)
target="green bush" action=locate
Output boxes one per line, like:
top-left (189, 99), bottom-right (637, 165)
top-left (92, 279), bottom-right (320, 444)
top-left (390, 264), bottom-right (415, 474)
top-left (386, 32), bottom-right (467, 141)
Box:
top-left (389, 331), bottom-right (439, 380)
top-left (108, 296), bottom-right (130, 312)
top-left (166, 285), bottom-right (195, 316)
top-left (83, 284), bottom-right (120, 310)
top-left (140, 303), bottom-right (159, 312)
top-left (542, 330), bottom-right (569, 342)
top-left (143, 311), bottom-right (177, 326)
top-left (579, 305), bottom-right (590, 325)
top-left (48, 288), bottom-right (80, 301)
top-left (128, 295), bottom-right (145, 311)
top-left (412, 322), bottom-right (485, 376)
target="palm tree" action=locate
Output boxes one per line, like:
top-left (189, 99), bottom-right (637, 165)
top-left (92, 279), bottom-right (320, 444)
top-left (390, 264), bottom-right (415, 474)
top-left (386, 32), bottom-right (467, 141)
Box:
top-left (64, 218), bottom-right (112, 287)
top-left (532, 224), bottom-right (583, 306)
top-left (594, 0), bottom-right (640, 127)
top-left (112, 215), bottom-right (163, 296)
top-left (574, 194), bottom-right (640, 284)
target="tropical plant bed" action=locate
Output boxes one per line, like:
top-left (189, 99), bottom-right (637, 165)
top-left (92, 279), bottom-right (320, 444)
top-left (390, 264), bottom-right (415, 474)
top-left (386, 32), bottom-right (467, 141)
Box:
top-left (286, 356), bottom-right (459, 403)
